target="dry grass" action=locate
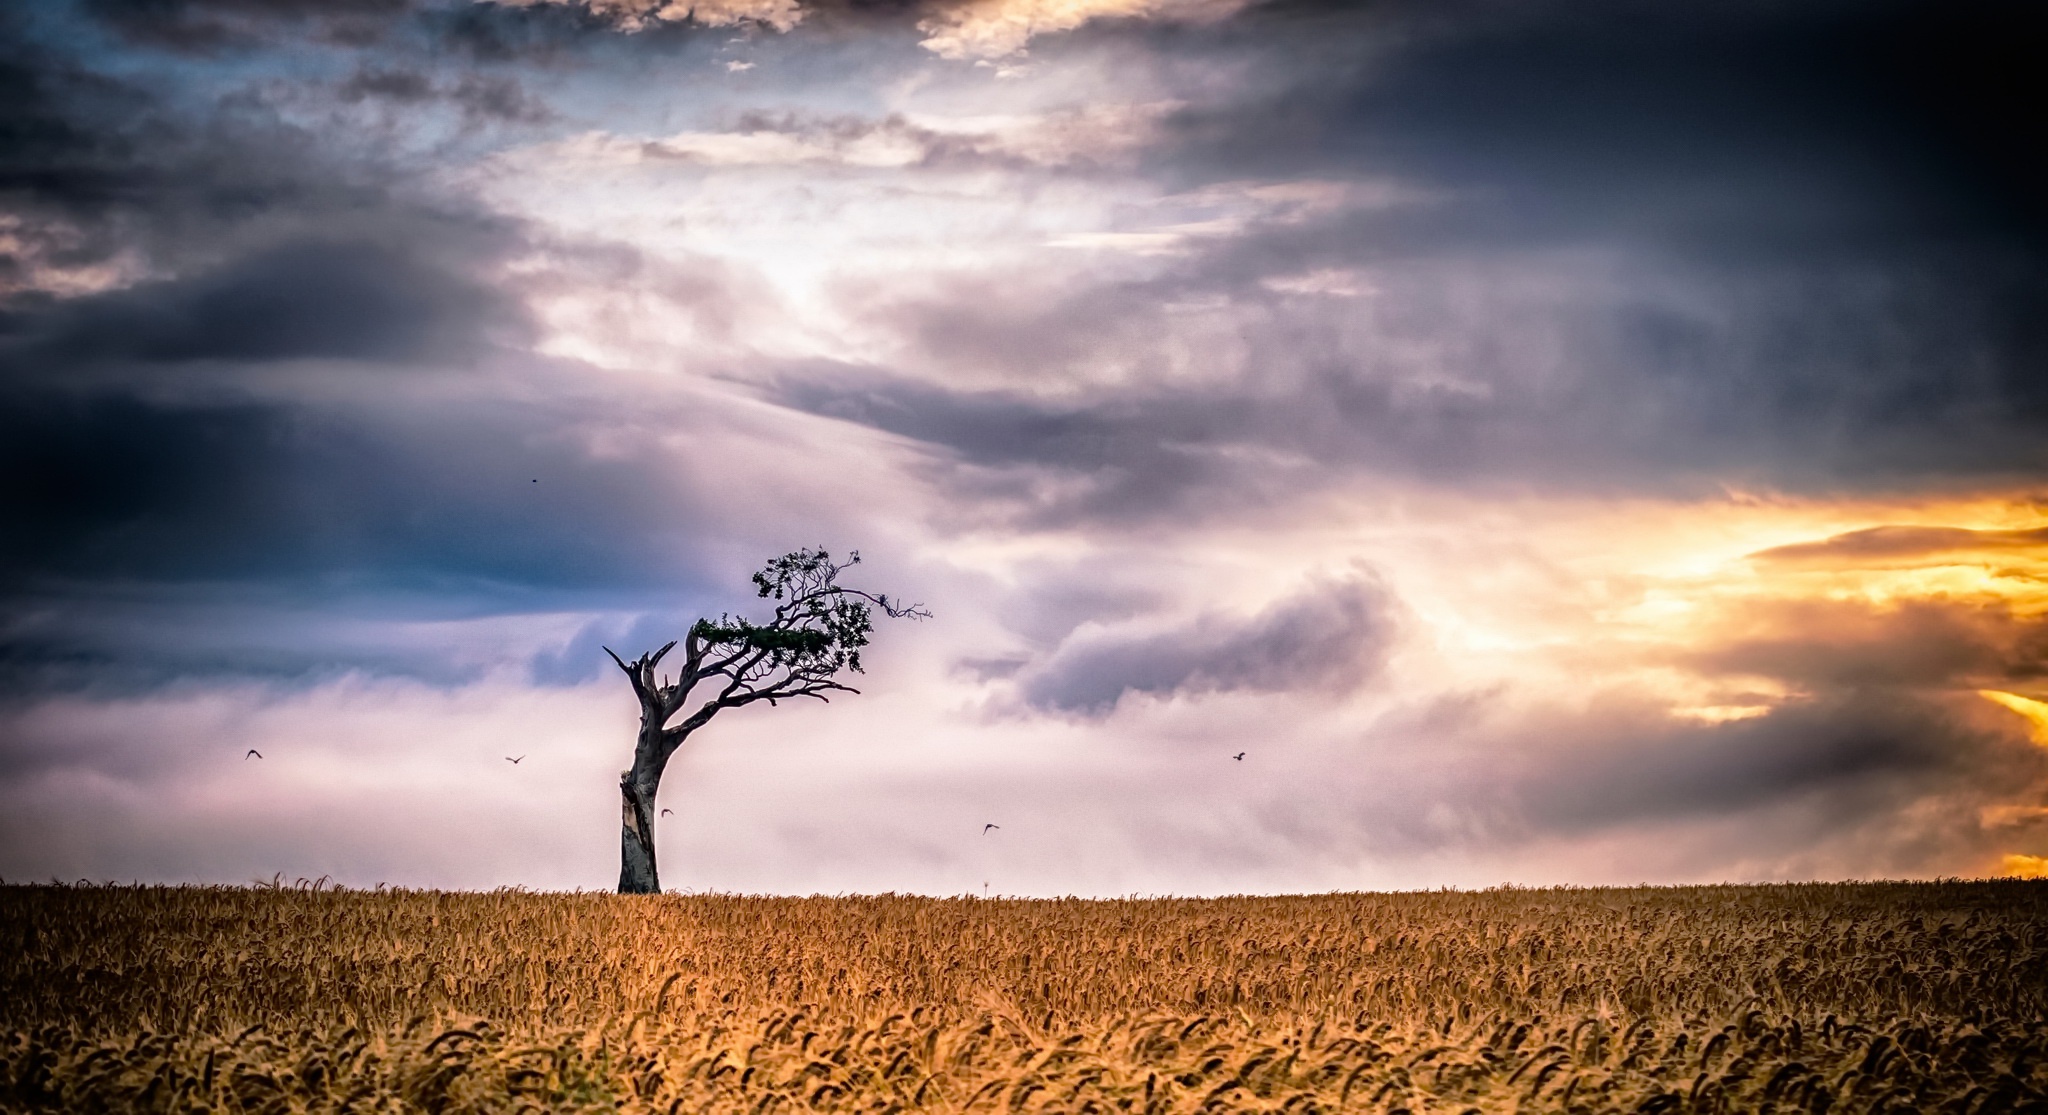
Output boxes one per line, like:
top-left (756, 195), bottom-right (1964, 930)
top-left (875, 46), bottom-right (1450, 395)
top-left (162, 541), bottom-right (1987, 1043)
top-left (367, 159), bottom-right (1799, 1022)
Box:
top-left (1, 880), bottom-right (2043, 1112)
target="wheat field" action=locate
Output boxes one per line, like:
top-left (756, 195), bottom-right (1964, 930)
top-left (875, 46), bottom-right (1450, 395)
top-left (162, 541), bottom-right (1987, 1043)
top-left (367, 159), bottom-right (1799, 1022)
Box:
top-left (1, 881), bottom-right (2043, 1113)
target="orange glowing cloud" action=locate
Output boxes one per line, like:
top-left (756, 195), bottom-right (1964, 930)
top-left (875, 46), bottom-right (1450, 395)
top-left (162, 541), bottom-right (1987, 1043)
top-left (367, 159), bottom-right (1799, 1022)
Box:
top-left (1980, 691), bottom-right (2048, 748)
top-left (2003, 854), bottom-right (2048, 879)
top-left (1752, 524), bottom-right (2048, 566)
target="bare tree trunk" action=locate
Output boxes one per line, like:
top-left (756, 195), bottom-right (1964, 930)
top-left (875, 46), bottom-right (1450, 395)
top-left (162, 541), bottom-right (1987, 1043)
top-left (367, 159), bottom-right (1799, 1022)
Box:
top-left (618, 678), bottom-right (671, 894)
top-left (618, 771), bottom-right (659, 894)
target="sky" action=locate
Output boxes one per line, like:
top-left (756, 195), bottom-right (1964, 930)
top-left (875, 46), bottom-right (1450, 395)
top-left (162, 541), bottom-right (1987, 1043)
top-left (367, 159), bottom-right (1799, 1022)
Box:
top-left (3, 0), bottom-right (2046, 895)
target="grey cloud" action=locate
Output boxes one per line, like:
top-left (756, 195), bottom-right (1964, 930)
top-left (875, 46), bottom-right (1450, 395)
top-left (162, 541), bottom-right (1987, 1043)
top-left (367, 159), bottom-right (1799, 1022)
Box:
top-left (0, 4), bottom-right (652, 696)
top-left (1, 19), bottom-right (469, 298)
top-left (1261, 685), bottom-right (2048, 883)
top-left (1016, 573), bottom-right (1393, 714)
top-left (338, 66), bottom-right (437, 102)
top-left (0, 36), bottom-right (166, 281)
top-left (643, 109), bottom-right (1154, 172)
top-left (81, 0), bottom-right (417, 52)
top-left (757, 0), bottom-right (2043, 513)
top-left (1154, 0), bottom-right (2045, 254)
top-left (447, 73), bottom-right (556, 123)
top-left (0, 595), bottom-right (532, 703)
top-left (423, 0), bottom-right (831, 64)
top-left (0, 375), bottom-right (753, 695)
top-left (776, 369), bottom-right (1267, 529)
top-left (1677, 598), bottom-right (2048, 692)
top-left (780, 229), bottom-right (2048, 525)
top-left (763, 6), bottom-right (2040, 533)
top-left (984, 557), bottom-right (1169, 648)
top-left (0, 7), bottom-right (860, 704)
top-left (339, 67), bottom-right (556, 125)
top-left (426, 3), bottom-right (627, 63)
top-left (1512, 693), bottom-right (2039, 841)
top-left (0, 391), bottom-right (690, 590)
top-left (14, 239), bottom-right (530, 368)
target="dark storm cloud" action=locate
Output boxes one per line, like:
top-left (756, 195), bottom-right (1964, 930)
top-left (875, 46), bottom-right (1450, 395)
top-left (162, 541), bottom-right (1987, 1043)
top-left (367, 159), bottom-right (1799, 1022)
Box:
top-left (781, 255), bottom-right (2048, 525)
top-left (0, 1), bottom-right (697, 694)
top-left (12, 239), bottom-right (528, 367)
top-left (80, 0), bottom-right (417, 52)
top-left (1278, 682), bottom-right (2048, 879)
top-left (1514, 693), bottom-right (2032, 836)
top-left (1016, 573), bottom-right (1392, 714)
top-left (1184, 0), bottom-right (2048, 462)
top-left (0, 15), bottom-right (465, 296)
top-left (0, 384), bottom-right (724, 690)
top-left (0, 391), bottom-right (679, 588)
top-left (338, 66), bottom-right (556, 125)
top-left (767, 0), bottom-right (2048, 519)
top-left (338, 65), bottom-right (438, 103)
top-left (0, 33), bottom-right (165, 283)
top-left (426, 3), bottom-right (627, 64)
top-left (777, 370), bottom-right (1256, 527)
top-left (1161, 0), bottom-right (2046, 253)
top-left (0, 9), bottom-right (622, 691)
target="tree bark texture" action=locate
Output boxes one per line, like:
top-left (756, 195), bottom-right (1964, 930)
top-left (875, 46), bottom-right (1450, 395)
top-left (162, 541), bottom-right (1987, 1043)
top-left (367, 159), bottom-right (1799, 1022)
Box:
top-left (617, 701), bottom-right (667, 894)
top-left (618, 772), bottom-right (660, 894)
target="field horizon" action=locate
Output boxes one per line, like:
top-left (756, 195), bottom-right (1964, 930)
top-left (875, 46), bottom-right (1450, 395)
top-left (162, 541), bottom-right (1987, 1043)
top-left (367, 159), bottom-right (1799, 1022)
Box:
top-left (18, 873), bottom-right (2041, 898)
top-left (5, 878), bottom-right (2045, 1112)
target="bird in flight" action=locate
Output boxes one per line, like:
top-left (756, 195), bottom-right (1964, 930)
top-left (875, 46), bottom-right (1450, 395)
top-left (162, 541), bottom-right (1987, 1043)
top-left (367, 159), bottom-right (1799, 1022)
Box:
top-left (661, 808), bottom-right (674, 816)
top-left (1233, 752), bottom-right (1245, 761)
top-left (506, 755), bottom-right (524, 764)
top-left (983, 823), bottom-right (1000, 834)
top-left (245, 749), bottom-right (263, 760)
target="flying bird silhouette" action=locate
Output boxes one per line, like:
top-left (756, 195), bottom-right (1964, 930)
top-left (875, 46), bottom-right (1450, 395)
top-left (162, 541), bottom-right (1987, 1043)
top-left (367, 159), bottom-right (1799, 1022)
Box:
top-left (983, 823), bottom-right (1000, 834)
top-left (661, 808), bottom-right (674, 816)
top-left (1233, 752), bottom-right (1245, 761)
top-left (245, 749), bottom-right (262, 760)
top-left (506, 755), bottom-right (524, 764)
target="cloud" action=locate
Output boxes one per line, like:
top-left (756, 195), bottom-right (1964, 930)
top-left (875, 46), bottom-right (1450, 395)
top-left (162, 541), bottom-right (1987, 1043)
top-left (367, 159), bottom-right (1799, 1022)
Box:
top-left (1677, 597), bottom-right (2048, 692)
top-left (486, 0), bottom-right (804, 34)
top-left (544, 102), bottom-right (1177, 172)
top-left (1159, 0), bottom-right (2047, 250)
top-left (80, 0), bottom-right (415, 52)
top-left (1979, 691), bottom-right (2048, 748)
top-left (774, 237), bottom-right (2048, 524)
top-left (1752, 525), bottom-right (2048, 565)
top-left (1015, 572), bottom-right (1393, 714)
top-left (0, 384), bottom-right (724, 689)
top-left (1467, 688), bottom-right (2048, 882)
top-left (642, 122), bottom-right (929, 168)
top-left (1516, 694), bottom-right (2001, 834)
top-left (916, 0), bottom-right (1246, 60)
top-left (339, 66), bottom-right (557, 125)
top-left (11, 239), bottom-right (529, 368)
top-left (1, 11), bottom-right (521, 304)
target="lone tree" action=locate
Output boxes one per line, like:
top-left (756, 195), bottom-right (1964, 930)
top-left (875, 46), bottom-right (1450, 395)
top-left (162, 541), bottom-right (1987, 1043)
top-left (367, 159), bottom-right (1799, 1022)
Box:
top-left (604, 548), bottom-right (926, 894)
